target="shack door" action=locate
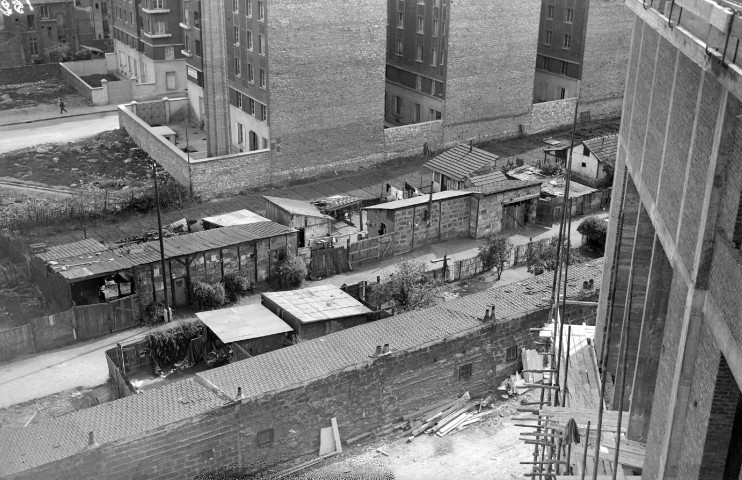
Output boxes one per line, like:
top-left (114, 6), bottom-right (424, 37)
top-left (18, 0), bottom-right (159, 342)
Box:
top-left (535, 199), bottom-right (555, 227)
top-left (173, 277), bottom-right (188, 307)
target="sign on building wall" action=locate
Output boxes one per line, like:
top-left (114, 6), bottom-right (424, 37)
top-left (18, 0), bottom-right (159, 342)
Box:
top-left (187, 66), bottom-right (198, 80)
top-left (1, 1), bottom-right (33, 16)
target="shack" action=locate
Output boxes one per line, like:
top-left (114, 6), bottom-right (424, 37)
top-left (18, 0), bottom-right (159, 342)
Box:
top-left (263, 196), bottom-right (334, 247)
top-left (196, 304), bottom-right (293, 358)
top-left (201, 209), bottom-right (271, 230)
top-left (567, 134), bottom-right (618, 188)
top-left (261, 284), bottom-right (372, 340)
top-left (31, 221), bottom-right (298, 313)
top-left (425, 143), bottom-right (500, 192)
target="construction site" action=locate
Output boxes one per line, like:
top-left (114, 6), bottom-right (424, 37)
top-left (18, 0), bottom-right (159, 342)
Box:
top-left (1, 0), bottom-right (742, 479)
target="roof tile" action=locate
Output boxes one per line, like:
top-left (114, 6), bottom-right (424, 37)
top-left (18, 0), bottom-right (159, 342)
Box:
top-left (424, 145), bottom-right (500, 181)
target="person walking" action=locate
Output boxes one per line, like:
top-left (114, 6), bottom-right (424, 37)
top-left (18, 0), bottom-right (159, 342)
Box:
top-left (59, 98), bottom-right (67, 115)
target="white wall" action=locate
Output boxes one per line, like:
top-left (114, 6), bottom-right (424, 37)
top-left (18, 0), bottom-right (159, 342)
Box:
top-left (569, 145), bottom-right (605, 181)
top-left (385, 82), bottom-right (445, 126)
top-left (533, 70), bottom-right (580, 103)
top-left (230, 105), bottom-right (270, 152)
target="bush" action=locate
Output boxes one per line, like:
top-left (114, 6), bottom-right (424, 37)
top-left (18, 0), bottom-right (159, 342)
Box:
top-left (577, 217), bottom-right (608, 250)
top-left (191, 281), bottom-right (227, 310)
top-left (540, 163), bottom-right (563, 176)
top-left (477, 234), bottom-right (513, 280)
top-left (527, 242), bottom-right (586, 275)
top-left (146, 319), bottom-right (205, 370)
top-left (223, 272), bottom-right (252, 302)
top-left (142, 301), bottom-right (166, 326)
top-left (367, 260), bottom-right (442, 313)
top-left (271, 253), bottom-right (307, 291)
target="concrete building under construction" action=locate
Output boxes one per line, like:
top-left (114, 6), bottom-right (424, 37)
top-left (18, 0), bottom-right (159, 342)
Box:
top-left (596, 0), bottom-right (742, 478)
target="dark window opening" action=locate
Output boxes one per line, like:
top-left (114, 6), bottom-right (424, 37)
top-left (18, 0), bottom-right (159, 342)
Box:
top-left (459, 363), bottom-right (472, 381)
top-left (506, 346), bottom-right (518, 362)
top-left (257, 428), bottom-right (274, 447)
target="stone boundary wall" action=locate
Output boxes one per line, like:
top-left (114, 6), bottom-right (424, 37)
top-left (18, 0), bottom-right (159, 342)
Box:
top-left (0, 64), bottom-right (60, 85)
top-left (59, 62), bottom-right (108, 105)
top-left (530, 98), bottom-right (579, 133)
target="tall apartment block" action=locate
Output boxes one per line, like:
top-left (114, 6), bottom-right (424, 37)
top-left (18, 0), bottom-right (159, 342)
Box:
top-left (385, 0), bottom-right (450, 127)
top-left (596, 0), bottom-right (742, 478)
top-left (112, 0), bottom-right (186, 97)
top-left (533, 0), bottom-right (588, 103)
top-left (76, 0), bottom-right (113, 47)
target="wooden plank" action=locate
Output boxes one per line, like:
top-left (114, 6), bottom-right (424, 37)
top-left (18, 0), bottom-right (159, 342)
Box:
top-left (331, 417), bottom-right (342, 454)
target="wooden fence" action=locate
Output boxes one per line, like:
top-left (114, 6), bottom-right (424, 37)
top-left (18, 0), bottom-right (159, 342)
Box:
top-left (75, 295), bottom-right (142, 339)
top-left (512, 236), bottom-right (560, 266)
top-left (348, 233), bottom-right (397, 266)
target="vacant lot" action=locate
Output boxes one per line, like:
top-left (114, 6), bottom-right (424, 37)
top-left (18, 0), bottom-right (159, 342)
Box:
top-left (0, 78), bottom-right (87, 112)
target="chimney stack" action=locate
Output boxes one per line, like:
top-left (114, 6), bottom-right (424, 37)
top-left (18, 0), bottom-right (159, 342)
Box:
top-left (375, 345), bottom-right (383, 356)
top-left (583, 281), bottom-right (589, 290)
top-left (469, 140), bottom-right (473, 152)
top-left (588, 279), bottom-right (594, 290)
top-left (483, 307), bottom-right (491, 322)
top-left (86, 431), bottom-right (99, 449)
top-left (383, 344), bottom-right (390, 354)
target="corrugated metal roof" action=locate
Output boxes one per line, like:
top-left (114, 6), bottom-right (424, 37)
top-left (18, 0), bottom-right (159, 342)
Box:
top-left (0, 379), bottom-right (228, 477)
top-left (263, 196), bottom-right (334, 220)
top-left (202, 209), bottom-right (270, 227)
top-left (196, 304), bottom-right (293, 343)
top-left (582, 134), bottom-right (618, 168)
top-left (51, 222), bottom-right (296, 281)
top-left (541, 179), bottom-right (596, 199)
top-left (363, 190), bottom-right (472, 211)
top-left (35, 239), bottom-right (107, 262)
top-left (423, 144), bottom-right (500, 181)
top-left (262, 285), bottom-right (371, 323)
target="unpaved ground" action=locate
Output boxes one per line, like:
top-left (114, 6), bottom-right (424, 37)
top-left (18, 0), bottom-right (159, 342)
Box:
top-left (0, 383), bottom-right (114, 430)
top-left (0, 79), bottom-right (87, 111)
top-left (0, 259), bottom-right (52, 331)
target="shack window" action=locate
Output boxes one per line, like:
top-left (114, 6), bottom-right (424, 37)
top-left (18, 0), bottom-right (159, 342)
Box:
top-left (506, 346), bottom-right (518, 362)
top-left (257, 428), bottom-right (274, 447)
top-left (459, 363), bottom-right (472, 381)
top-left (422, 209), bottom-right (429, 221)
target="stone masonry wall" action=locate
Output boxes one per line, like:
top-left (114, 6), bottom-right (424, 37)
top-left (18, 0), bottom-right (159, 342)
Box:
top-left (530, 98), bottom-right (578, 133)
top-left (393, 196), bottom-right (472, 252)
top-left (578, 0), bottom-right (634, 120)
top-left (444, 0), bottom-right (539, 143)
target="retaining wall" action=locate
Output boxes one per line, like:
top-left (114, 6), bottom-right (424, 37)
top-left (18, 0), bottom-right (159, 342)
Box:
top-left (530, 98), bottom-right (579, 133)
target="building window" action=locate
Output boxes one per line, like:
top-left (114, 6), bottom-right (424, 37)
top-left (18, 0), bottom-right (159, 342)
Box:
top-left (233, 0), bottom-right (239, 13)
top-left (258, 34), bottom-right (265, 55)
top-left (29, 37), bottom-right (38, 55)
top-left (431, 48), bottom-right (437, 66)
top-left (433, 19), bottom-right (438, 36)
top-left (237, 122), bottom-right (244, 145)
top-left (236, 91), bottom-right (243, 108)
top-left (393, 95), bottom-right (403, 116)
top-left (184, 34), bottom-right (191, 51)
top-left (581, 162), bottom-right (587, 168)
top-left (258, 1), bottom-right (264, 20)
top-left (259, 68), bottom-right (266, 88)
top-left (546, 4), bottom-right (554, 19)
top-left (26, 15), bottom-right (35, 30)
top-left (397, 11), bottom-right (403, 27)
top-left (234, 57), bottom-right (241, 76)
top-left (155, 20), bottom-right (166, 34)
top-left (246, 30), bottom-right (253, 50)
top-left (413, 103), bottom-right (421, 123)
top-left (441, 20), bottom-right (446, 35)
top-left (396, 39), bottom-right (403, 55)
top-left (256, 428), bottom-right (273, 447)
top-left (440, 51), bottom-right (445, 65)
top-left (165, 46), bottom-right (174, 60)
top-left (566, 7), bottom-right (574, 23)
top-left (558, 87), bottom-right (566, 99)
top-left (430, 109), bottom-right (442, 120)
top-left (459, 363), bottom-right (472, 381)
top-left (563, 33), bottom-right (571, 49)
top-left (416, 45), bottom-right (423, 62)
top-left (505, 346), bottom-right (518, 362)
top-left (40, 6), bottom-right (49, 18)
top-left (153, 0), bottom-right (165, 8)
top-left (561, 61), bottom-right (568, 74)
top-left (261, 103), bottom-right (267, 121)
top-left (195, 39), bottom-right (202, 56)
top-left (415, 75), bottom-right (421, 90)
top-left (249, 98), bottom-right (255, 115)
top-left (263, 137), bottom-right (268, 149)
top-left (544, 30), bottom-right (552, 44)
top-left (543, 57), bottom-right (550, 70)
top-left (233, 25), bottom-right (239, 45)
top-left (248, 63), bottom-right (254, 83)
top-left (194, 11), bottom-right (200, 27)
top-left (417, 15), bottom-right (424, 33)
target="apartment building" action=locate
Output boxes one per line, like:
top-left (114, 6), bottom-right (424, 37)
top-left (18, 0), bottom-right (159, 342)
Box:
top-left (75, 0), bottom-right (112, 47)
top-left (533, 0), bottom-right (588, 102)
top-left (112, 0), bottom-right (186, 96)
top-left (596, 1), bottom-right (742, 478)
top-left (385, 0), bottom-right (450, 127)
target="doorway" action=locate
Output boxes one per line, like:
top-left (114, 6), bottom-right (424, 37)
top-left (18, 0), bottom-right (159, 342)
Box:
top-left (173, 277), bottom-right (188, 307)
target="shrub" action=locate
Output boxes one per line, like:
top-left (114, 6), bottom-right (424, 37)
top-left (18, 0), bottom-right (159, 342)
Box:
top-left (146, 319), bottom-right (205, 370)
top-left (191, 281), bottom-right (227, 310)
top-left (142, 301), bottom-right (166, 326)
top-left (477, 234), bottom-right (513, 280)
top-left (577, 217), bottom-right (608, 250)
top-left (540, 163), bottom-right (563, 176)
top-left (527, 242), bottom-right (586, 275)
top-left (367, 260), bottom-right (442, 313)
top-left (271, 253), bottom-right (307, 291)
top-left (223, 272), bottom-right (252, 302)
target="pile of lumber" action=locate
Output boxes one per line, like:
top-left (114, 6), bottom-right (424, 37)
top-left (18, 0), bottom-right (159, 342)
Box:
top-left (388, 392), bottom-right (498, 442)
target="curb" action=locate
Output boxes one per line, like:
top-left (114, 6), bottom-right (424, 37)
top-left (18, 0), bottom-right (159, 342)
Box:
top-left (0, 108), bottom-right (119, 127)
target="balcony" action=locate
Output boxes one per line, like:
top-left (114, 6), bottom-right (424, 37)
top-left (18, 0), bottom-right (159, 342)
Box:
top-left (141, 7), bottom-right (170, 14)
top-left (179, 22), bottom-right (191, 30)
top-left (143, 31), bottom-right (172, 39)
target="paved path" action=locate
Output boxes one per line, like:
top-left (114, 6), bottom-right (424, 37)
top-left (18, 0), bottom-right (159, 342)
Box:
top-left (0, 327), bottom-right (148, 408)
top-left (0, 111), bottom-right (120, 154)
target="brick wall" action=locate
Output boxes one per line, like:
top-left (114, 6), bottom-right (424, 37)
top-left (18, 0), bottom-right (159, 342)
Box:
top-left (384, 121), bottom-right (445, 159)
top-left (530, 98), bottom-right (578, 133)
top-left (0, 64), bottom-right (60, 84)
top-left (577, 0), bottom-right (634, 120)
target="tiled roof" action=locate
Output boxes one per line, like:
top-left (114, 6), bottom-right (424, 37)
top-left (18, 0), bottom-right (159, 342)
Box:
top-left (263, 196), bottom-right (334, 220)
top-left (363, 190), bottom-right (472, 211)
top-left (34, 239), bottom-right (107, 262)
top-left (200, 259), bottom-right (603, 401)
top-left (424, 144), bottom-right (500, 181)
top-left (49, 222), bottom-right (296, 281)
top-left (582, 135), bottom-right (618, 168)
top-left (0, 379), bottom-right (228, 476)
top-left (467, 169), bottom-right (543, 195)
top-left (262, 285), bottom-right (372, 324)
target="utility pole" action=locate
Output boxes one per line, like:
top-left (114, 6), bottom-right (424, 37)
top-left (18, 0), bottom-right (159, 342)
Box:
top-left (152, 162), bottom-right (172, 322)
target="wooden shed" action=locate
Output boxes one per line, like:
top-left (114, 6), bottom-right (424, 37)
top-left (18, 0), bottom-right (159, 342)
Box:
top-left (263, 196), bottom-right (334, 247)
top-left (261, 285), bottom-right (372, 340)
top-left (201, 209), bottom-right (271, 230)
top-left (196, 304), bottom-right (293, 358)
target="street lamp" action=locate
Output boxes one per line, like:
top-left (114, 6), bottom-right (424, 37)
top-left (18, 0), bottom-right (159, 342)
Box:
top-left (151, 161), bottom-right (172, 322)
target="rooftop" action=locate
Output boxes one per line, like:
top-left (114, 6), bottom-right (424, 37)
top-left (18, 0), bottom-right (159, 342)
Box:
top-left (424, 144), bottom-right (500, 181)
top-left (363, 190), bottom-right (472, 211)
top-left (540, 179), bottom-right (596, 199)
top-left (196, 304), bottom-right (293, 344)
top-left (261, 284), bottom-right (372, 324)
top-left (263, 196), bottom-right (334, 220)
top-left (311, 195), bottom-right (363, 213)
top-left (34, 239), bottom-right (107, 263)
top-left (49, 222), bottom-right (296, 281)
top-left (201, 209), bottom-right (270, 227)
top-left (467, 168), bottom-right (542, 195)
top-left (582, 134), bottom-right (619, 168)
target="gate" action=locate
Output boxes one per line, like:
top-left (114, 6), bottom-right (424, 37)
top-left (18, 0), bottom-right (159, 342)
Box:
top-left (310, 247), bottom-right (350, 278)
top-left (535, 199), bottom-right (555, 227)
top-left (348, 233), bottom-right (396, 265)
top-left (110, 295), bottom-right (142, 333)
top-left (75, 295), bottom-right (142, 339)
top-left (502, 204), bottom-right (526, 231)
